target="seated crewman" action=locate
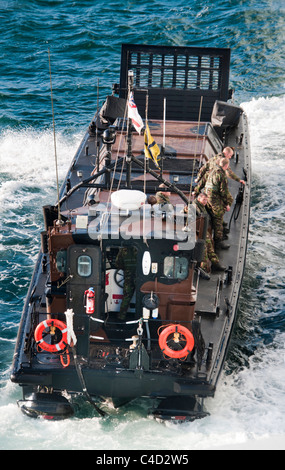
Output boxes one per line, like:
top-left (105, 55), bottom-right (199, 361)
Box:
top-left (155, 183), bottom-right (172, 205)
top-left (115, 246), bottom-right (137, 321)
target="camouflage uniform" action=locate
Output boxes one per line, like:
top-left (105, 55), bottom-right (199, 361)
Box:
top-left (115, 246), bottom-right (137, 320)
top-left (155, 191), bottom-right (170, 204)
top-left (193, 199), bottom-right (219, 273)
top-left (194, 153), bottom-right (240, 196)
top-left (204, 166), bottom-right (233, 241)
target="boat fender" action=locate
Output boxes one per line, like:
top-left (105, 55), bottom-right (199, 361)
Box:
top-left (111, 189), bottom-right (146, 210)
top-left (34, 319), bottom-right (68, 354)
top-left (158, 324), bottom-right (195, 359)
top-left (142, 251), bottom-right (151, 275)
top-left (84, 287), bottom-right (95, 314)
top-left (194, 239), bottom-right (206, 263)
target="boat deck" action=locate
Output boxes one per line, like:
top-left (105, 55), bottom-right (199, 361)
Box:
top-left (24, 111), bottom-right (249, 386)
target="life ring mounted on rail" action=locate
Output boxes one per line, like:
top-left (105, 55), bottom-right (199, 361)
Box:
top-left (158, 324), bottom-right (195, 359)
top-left (34, 319), bottom-right (68, 354)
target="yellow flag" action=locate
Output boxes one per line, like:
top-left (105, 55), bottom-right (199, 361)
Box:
top-left (144, 124), bottom-right (161, 169)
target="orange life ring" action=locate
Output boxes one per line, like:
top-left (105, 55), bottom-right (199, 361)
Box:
top-left (158, 324), bottom-right (195, 359)
top-left (35, 319), bottom-right (68, 354)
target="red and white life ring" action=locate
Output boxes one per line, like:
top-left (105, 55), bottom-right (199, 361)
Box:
top-left (35, 319), bottom-right (68, 353)
top-left (158, 324), bottom-right (195, 359)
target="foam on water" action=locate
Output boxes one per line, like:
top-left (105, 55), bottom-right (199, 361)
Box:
top-left (0, 95), bottom-right (285, 450)
top-left (0, 128), bottom-right (83, 386)
top-left (0, 128), bottom-right (82, 210)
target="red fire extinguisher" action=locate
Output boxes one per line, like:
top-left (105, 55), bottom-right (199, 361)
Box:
top-left (84, 287), bottom-right (95, 315)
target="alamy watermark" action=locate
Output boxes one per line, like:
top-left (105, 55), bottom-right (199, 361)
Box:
top-left (87, 203), bottom-right (197, 251)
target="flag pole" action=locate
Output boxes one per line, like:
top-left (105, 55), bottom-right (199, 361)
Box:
top-left (126, 70), bottom-right (134, 189)
top-left (163, 97), bottom-right (166, 149)
top-left (145, 92), bottom-right (149, 174)
top-left (48, 48), bottom-right (61, 222)
top-left (160, 97), bottom-right (166, 178)
top-left (143, 92), bottom-right (149, 245)
top-left (189, 95), bottom-right (203, 199)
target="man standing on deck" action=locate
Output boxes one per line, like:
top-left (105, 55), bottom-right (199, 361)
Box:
top-left (204, 158), bottom-right (233, 250)
top-left (193, 192), bottom-right (226, 274)
top-left (194, 146), bottom-right (245, 196)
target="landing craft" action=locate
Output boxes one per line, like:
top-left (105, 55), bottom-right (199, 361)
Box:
top-left (11, 44), bottom-right (251, 421)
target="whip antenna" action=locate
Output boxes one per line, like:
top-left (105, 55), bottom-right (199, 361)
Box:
top-left (188, 95), bottom-right (203, 203)
top-left (48, 48), bottom-right (61, 221)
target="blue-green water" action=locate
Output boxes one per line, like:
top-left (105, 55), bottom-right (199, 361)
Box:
top-left (0, 0), bottom-right (285, 450)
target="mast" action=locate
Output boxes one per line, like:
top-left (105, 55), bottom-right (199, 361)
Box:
top-left (48, 48), bottom-right (61, 222)
top-left (160, 97), bottom-right (166, 178)
top-left (126, 70), bottom-right (134, 189)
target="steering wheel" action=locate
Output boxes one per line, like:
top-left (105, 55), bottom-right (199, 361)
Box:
top-left (114, 269), bottom-right (124, 288)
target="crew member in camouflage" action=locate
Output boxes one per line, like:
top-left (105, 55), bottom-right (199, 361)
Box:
top-left (115, 246), bottom-right (137, 320)
top-left (155, 183), bottom-right (172, 205)
top-left (204, 158), bottom-right (233, 250)
top-left (194, 146), bottom-right (245, 196)
top-left (193, 192), bottom-right (226, 274)
top-left (155, 190), bottom-right (170, 204)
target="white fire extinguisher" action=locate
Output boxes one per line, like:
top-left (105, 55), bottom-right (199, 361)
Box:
top-left (84, 287), bottom-right (95, 314)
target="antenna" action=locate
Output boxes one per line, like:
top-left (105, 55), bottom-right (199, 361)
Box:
top-left (48, 48), bottom-right (61, 221)
top-left (189, 95), bottom-right (203, 201)
top-left (126, 69), bottom-right (134, 188)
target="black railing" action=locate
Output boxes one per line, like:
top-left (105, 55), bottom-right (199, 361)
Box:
top-left (119, 44), bottom-right (231, 122)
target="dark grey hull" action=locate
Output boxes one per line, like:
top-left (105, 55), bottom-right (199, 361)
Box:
top-left (11, 44), bottom-right (251, 421)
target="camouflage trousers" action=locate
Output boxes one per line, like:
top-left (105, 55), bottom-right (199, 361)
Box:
top-left (119, 276), bottom-right (136, 320)
top-left (207, 195), bottom-right (227, 240)
top-left (201, 230), bottom-right (219, 273)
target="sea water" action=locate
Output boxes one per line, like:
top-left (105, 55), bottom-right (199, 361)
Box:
top-left (0, 0), bottom-right (284, 450)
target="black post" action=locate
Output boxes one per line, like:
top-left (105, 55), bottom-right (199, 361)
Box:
top-left (126, 70), bottom-right (134, 189)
